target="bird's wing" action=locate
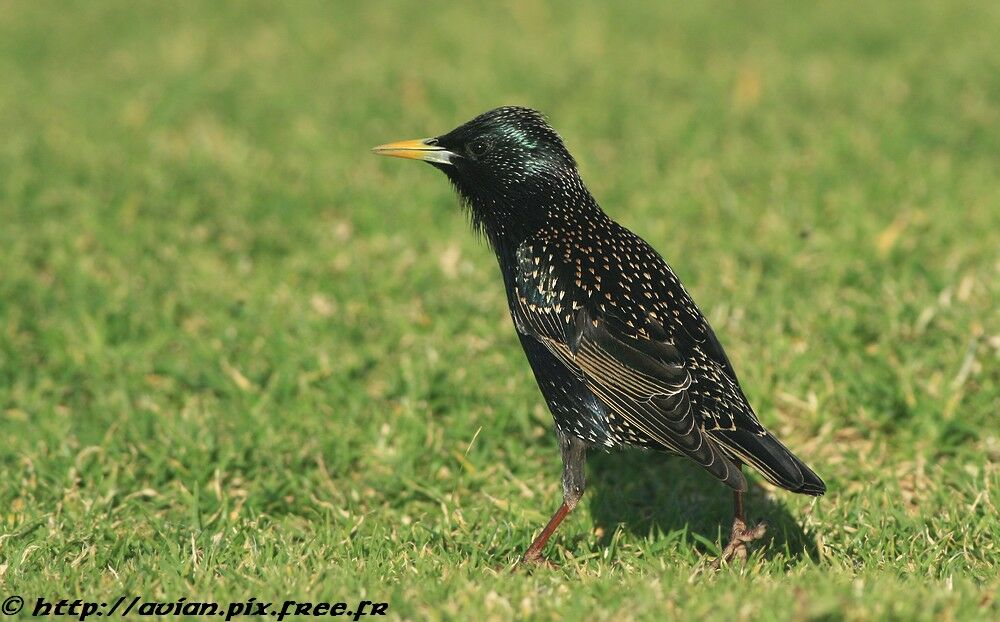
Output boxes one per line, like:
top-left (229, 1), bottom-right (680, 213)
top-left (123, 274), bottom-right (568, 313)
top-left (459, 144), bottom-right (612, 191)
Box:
top-left (510, 244), bottom-right (747, 491)
top-left (641, 259), bottom-right (825, 494)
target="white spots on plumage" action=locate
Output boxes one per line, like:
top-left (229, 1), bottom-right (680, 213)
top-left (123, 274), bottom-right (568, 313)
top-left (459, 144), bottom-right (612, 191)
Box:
top-left (512, 205), bottom-right (766, 452)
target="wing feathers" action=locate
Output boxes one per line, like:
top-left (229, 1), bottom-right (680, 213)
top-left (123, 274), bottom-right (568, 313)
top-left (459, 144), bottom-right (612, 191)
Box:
top-left (510, 239), bottom-right (823, 496)
top-left (571, 315), bottom-right (746, 491)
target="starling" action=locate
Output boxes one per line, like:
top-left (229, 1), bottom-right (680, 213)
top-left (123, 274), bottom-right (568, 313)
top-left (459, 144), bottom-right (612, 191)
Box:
top-left (373, 106), bottom-right (825, 567)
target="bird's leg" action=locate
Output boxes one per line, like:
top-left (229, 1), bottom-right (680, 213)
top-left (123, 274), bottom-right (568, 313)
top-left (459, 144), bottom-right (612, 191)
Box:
top-left (520, 431), bottom-right (586, 568)
top-left (710, 466), bottom-right (768, 569)
top-left (720, 489), bottom-right (768, 563)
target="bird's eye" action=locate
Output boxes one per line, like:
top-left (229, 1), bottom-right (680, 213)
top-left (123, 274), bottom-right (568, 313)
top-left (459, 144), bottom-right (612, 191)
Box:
top-left (466, 138), bottom-right (493, 158)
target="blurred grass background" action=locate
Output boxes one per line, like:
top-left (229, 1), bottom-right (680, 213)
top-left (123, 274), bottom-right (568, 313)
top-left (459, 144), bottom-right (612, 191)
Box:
top-left (1, 0), bottom-right (998, 619)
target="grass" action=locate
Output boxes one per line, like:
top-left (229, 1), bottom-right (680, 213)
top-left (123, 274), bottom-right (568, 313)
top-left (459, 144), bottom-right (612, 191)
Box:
top-left (1, 0), bottom-right (998, 619)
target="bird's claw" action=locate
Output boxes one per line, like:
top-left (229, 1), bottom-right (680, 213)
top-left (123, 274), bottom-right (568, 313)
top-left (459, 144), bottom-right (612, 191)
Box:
top-left (708, 518), bottom-right (767, 570)
top-left (517, 550), bottom-right (560, 571)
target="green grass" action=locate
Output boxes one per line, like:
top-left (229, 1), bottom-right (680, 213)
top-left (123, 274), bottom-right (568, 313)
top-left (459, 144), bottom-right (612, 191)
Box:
top-left (1, 1), bottom-right (998, 619)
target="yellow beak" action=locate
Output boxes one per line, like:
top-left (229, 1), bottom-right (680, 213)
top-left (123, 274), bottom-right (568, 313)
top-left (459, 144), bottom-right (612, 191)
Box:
top-left (371, 138), bottom-right (456, 165)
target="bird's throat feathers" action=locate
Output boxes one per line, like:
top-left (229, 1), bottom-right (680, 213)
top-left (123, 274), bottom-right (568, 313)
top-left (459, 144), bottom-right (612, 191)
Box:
top-left (443, 166), bottom-right (598, 258)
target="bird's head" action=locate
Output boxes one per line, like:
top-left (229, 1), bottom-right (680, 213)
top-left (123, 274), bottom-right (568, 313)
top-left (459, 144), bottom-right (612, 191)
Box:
top-left (373, 107), bottom-right (588, 247)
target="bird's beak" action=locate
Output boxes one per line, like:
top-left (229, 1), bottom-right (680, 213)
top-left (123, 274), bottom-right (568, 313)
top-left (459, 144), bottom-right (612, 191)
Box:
top-left (371, 138), bottom-right (455, 165)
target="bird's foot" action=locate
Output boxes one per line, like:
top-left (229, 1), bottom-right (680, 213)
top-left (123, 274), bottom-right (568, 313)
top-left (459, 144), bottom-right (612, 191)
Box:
top-left (708, 518), bottom-right (767, 570)
top-left (516, 549), bottom-right (560, 571)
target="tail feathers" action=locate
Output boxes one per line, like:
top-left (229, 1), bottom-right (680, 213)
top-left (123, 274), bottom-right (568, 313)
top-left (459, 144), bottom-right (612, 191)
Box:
top-left (711, 447), bottom-right (749, 492)
top-left (715, 429), bottom-right (826, 496)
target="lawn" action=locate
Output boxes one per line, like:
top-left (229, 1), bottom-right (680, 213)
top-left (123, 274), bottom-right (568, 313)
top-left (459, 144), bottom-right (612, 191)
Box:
top-left (1, 1), bottom-right (998, 620)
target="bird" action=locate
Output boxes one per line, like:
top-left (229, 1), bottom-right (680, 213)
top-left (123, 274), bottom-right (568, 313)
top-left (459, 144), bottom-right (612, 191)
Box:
top-left (372, 106), bottom-right (825, 567)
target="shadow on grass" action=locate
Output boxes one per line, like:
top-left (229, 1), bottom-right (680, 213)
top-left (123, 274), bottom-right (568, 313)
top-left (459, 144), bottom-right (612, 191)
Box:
top-left (586, 449), bottom-right (819, 564)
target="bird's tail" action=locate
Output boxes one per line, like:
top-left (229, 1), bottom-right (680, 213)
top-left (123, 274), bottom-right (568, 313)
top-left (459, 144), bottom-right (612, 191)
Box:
top-left (716, 429), bottom-right (826, 496)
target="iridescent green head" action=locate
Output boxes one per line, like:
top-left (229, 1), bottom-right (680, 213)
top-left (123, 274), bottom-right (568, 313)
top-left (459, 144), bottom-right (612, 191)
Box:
top-left (373, 107), bottom-right (589, 246)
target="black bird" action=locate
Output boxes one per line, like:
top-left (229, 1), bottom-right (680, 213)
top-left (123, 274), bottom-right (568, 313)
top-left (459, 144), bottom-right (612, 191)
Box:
top-left (373, 107), bottom-right (825, 567)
